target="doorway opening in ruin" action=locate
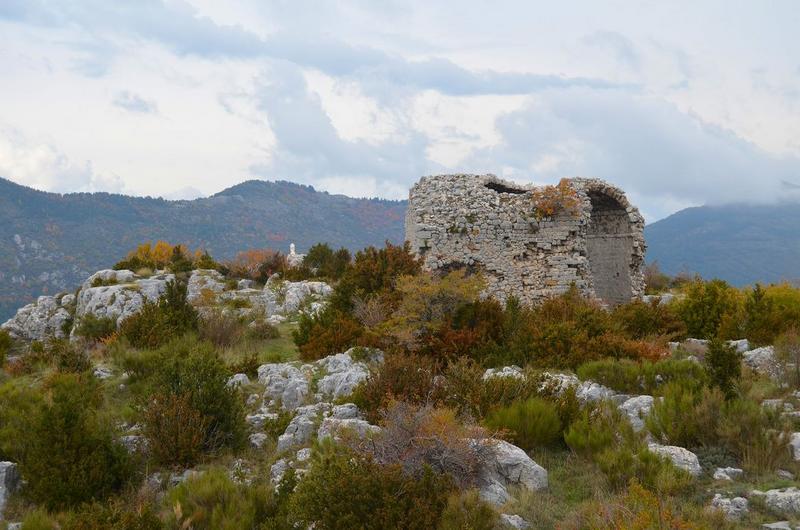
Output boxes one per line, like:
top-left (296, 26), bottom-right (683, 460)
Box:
top-left (586, 191), bottom-right (634, 306)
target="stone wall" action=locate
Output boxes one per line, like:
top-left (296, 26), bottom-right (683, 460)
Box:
top-left (404, 174), bottom-right (645, 306)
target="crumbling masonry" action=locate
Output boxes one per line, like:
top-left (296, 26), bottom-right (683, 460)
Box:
top-left (405, 174), bottom-right (646, 306)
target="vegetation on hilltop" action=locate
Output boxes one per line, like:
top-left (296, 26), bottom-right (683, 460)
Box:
top-left (1, 240), bottom-right (800, 527)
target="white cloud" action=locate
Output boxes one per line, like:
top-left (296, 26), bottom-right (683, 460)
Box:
top-left (0, 127), bottom-right (124, 193)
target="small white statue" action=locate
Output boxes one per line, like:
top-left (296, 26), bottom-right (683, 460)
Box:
top-left (289, 243), bottom-right (296, 256)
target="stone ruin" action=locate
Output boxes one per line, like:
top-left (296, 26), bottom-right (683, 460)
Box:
top-left (405, 174), bottom-right (646, 307)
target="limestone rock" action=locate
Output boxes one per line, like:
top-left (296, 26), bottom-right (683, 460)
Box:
top-left (277, 404), bottom-right (331, 452)
top-left (227, 373), bottom-right (251, 388)
top-left (317, 417), bottom-right (380, 443)
top-left (752, 487), bottom-right (800, 516)
top-left (709, 494), bottom-right (748, 520)
top-left (249, 433), bottom-right (268, 449)
top-left (743, 346), bottom-right (780, 379)
top-left (475, 439), bottom-right (548, 505)
top-left (647, 443), bottom-right (702, 476)
top-left (619, 395), bottom-right (654, 432)
top-left (575, 380), bottom-right (616, 403)
top-left (316, 352), bottom-right (370, 400)
top-left (713, 467), bottom-right (744, 481)
top-left (500, 514), bottom-right (531, 529)
top-left (483, 366), bottom-right (524, 380)
top-left (0, 462), bottom-right (20, 518)
top-left (187, 269), bottom-right (226, 304)
top-left (257, 363), bottom-right (309, 411)
top-left (1, 295), bottom-right (72, 341)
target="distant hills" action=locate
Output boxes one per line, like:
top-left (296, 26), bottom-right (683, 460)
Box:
top-left (644, 202), bottom-right (800, 287)
top-left (0, 177), bottom-right (405, 321)
top-left (2, 175), bottom-right (798, 322)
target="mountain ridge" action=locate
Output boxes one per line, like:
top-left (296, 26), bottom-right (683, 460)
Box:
top-left (0, 176), bottom-right (407, 321)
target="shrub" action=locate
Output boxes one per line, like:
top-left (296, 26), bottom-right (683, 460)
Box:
top-left (0, 329), bottom-right (13, 361)
top-left (717, 397), bottom-right (791, 473)
top-left (328, 241), bottom-right (422, 314)
top-left (120, 280), bottom-right (198, 349)
top-left (50, 339), bottom-right (92, 373)
top-left (643, 261), bottom-right (672, 294)
top-left (357, 403), bottom-right (488, 489)
top-left (198, 310), bottom-right (245, 347)
top-left (165, 468), bottom-right (276, 530)
top-left (577, 359), bottom-right (641, 393)
top-left (225, 248), bottom-right (286, 282)
top-left (246, 319), bottom-right (280, 340)
top-left (484, 397), bottom-right (562, 450)
top-left (745, 283), bottom-right (800, 346)
top-left (704, 338), bottom-right (741, 399)
top-left (775, 328), bottom-right (800, 387)
top-left (437, 358), bottom-right (541, 419)
top-left (142, 392), bottom-right (208, 466)
top-left (289, 443), bottom-right (453, 530)
top-left (437, 490), bottom-right (499, 530)
top-left (611, 299), bottom-right (686, 340)
top-left (645, 383), bottom-right (700, 447)
top-left (577, 358), bottom-right (707, 395)
top-left (565, 402), bottom-right (632, 458)
top-left (560, 479), bottom-right (710, 530)
top-left (675, 278), bottom-right (743, 339)
top-left (382, 270), bottom-right (484, 351)
top-left (60, 500), bottom-right (163, 530)
top-left (351, 354), bottom-right (438, 423)
top-left (11, 374), bottom-right (131, 508)
top-left (75, 313), bottom-right (118, 341)
top-left (301, 242), bottom-right (351, 280)
top-left (139, 337), bottom-right (246, 462)
top-left (295, 309), bottom-right (364, 361)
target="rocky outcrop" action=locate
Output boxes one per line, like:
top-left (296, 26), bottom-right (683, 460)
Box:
top-left (3, 267), bottom-right (334, 342)
top-left (0, 294), bottom-right (73, 341)
top-left (619, 395), bottom-right (655, 432)
top-left (258, 363), bottom-right (311, 411)
top-left (72, 270), bottom-right (175, 335)
top-left (744, 346), bottom-right (781, 379)
top-left (752, 487), bottom-right (800, 516)
top-left (0, 462), bottom-right (20, 519)
top-left (709, 494), bottom-right (748, 520)
top-left (713, 467), bottom-right (744, 481)
top-left (475, 439), bottom-right (548, 505)
top-left (647, 443), bottom-right (702, 476)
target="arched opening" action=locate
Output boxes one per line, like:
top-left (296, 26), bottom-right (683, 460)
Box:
top-left (586, 191), bottom-right (634, 306)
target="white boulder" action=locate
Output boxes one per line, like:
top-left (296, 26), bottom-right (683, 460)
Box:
top-left (752, 487), bottom-right (800, 516)
top-left (0, 462), bottom-right (20, 518)
top-left (257, 363), bottom-right (310, 411)
top-left (709, 494), bottom-right (748, 520)
top-left (619, 395), bottom-right (655, 432)
top-left (1, 295), bottom-right (72, 341)
top-left (647, 443), bottom-right (702, 476)
top-left (713, 467), bottom-right (744, 481)
top-left (475, 439), bottom-right (548, 505)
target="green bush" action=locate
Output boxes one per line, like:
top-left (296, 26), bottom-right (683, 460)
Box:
top-left (744, 283), bottom-right (800, 346)
top-left (141, 337), bottom-right (246, 462)
top-left (246, 319), bottom-right (280, 340)
top-left (142, 392), bottom-right (208, 467)
top-left (120, 280), bottom-right (198, 349)
top-left (46, 339), bottom-right (92, 373)
top-left (437, 490), bottom-right (499, 530)
top-left (75, 313), bottom-right (118, 341)
top-left (165, 468), bottom-right (277, 530)
top-left (565, 402), bottom-right (632, 458)
top-left (198, 310), bottom-right (245, 347)
top-left (289, 443), bottom-right (453, 530)
top-left (0, 329), bottom-right (12, 362)
top-left (577, 359), bottom-right (641, 393)
top-left (484, 397), bottom-right (562, 450)
top-left (645, 383), bottom-right (700, 447)
top-left (351, 353), bottom-right (438, 423)
top-left (60, 500), bottom-right (163, 530)
top-left (294, 309), bottom-right (364, 361)
top-left (9, 374), bottom-right (132, 509)
top-left (717, 397), bottom-right (791, 473)
top-left (577, 358), bottom-right (707, 395)
top-left (675, 278), bottom-right (743, 339)
top-left (611, 299), bottom-right (687, 340)
top-left (704, 338), bottom-right (741, 399)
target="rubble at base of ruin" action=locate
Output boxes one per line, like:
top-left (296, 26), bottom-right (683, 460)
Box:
top-left (404, 174), bottom-right (646, 307)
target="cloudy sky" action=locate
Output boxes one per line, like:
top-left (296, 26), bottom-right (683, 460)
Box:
top-left (1, 1), bottom-right (799, 221)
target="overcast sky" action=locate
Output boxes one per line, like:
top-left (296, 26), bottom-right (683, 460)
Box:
top-left (1, 1), bottom-right (799, 221)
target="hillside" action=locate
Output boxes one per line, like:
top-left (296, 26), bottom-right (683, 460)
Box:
top-left (645, 202), bottom-right (800, 286)
top-left (0, 177), bottom-right (406, 321)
